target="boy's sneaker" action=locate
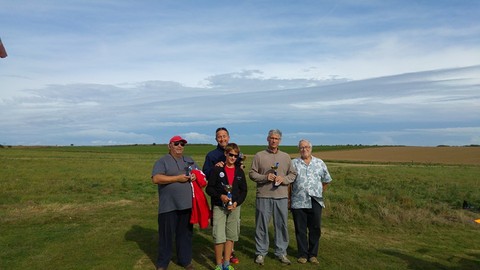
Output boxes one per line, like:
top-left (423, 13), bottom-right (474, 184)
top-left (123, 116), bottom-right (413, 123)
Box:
top-left (214, 265), bottom-right (222, 270)
top-left (230, 252), bottom-right (239, 264)
top-left (278, 255), bottom-right (291, 265)
top-left (255, 255), bottom-right (264, 265)
top-left (223, 265), bottom-right (234, 270)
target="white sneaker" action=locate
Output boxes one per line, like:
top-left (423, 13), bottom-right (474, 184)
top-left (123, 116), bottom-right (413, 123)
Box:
top-left (278, 255), bottom-right (291, 265)
top-left (255, 255), bottom-right (264, 265)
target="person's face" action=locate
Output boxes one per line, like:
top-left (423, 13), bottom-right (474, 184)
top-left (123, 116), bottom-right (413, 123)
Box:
top-left (169, 140), bottom-right (186, 156)
top-left (299, 141), bottom-right (312, 159)
top-left (225, 150), bottom-right (239, 166)
top-left (267, 133), bottom-right (281, 149)
top-left (216, 130), bottom-right (230, 148)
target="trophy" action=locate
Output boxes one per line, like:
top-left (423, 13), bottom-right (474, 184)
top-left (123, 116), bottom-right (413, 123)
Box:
top-left (185, 161), bottom-right (194, 176)
top-left (223, 183), bottom-right (233, 207)
top-left (271, 162), bottom-right (280, 187)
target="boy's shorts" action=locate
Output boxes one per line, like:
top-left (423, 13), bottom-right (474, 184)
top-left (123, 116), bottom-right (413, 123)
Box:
top-left (212, 205), bottom-right (241, 244)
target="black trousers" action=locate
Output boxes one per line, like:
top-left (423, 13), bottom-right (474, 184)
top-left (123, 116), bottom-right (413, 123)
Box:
top-left (291, 199), bottom-right (322, 259)
top-left (157, 209), bottom-right (193, 268)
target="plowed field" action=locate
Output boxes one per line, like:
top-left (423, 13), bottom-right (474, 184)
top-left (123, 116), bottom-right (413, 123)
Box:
top-left (315, 146), bottom-right (480, 165)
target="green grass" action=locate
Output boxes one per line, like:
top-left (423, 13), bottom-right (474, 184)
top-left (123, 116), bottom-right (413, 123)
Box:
top-left (1, 145), bottom-right (479, 270)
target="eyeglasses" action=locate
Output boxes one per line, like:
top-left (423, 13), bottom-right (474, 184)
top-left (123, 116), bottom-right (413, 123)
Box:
top-left (299, 146), bottom-right (311, 150)
top-left (228, 153), bottom-right (239, 158)
top-left (173, 141), bottom-right (186, 147)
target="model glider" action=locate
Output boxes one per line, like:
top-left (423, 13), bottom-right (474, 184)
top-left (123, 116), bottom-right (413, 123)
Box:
top-left (0, 37), bottom-right (7, 58)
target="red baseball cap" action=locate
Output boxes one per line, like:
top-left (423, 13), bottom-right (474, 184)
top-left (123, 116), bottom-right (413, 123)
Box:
top-left (169, 135), bottom-right (188, 144)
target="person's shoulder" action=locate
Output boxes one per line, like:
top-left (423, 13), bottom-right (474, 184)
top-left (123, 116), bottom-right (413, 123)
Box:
top-left (207, 146), bottom-right (223, 157)
top-left (206, 148), bottom-right (217, 155)
top-left (183, 155), bottom-right (195, 162)
top-left (253, 149), bottom-right (267, 156)
top-left (235, 165), bottom-right (246, 172)
top-left (278, 149), bottom-right (292, 157)
top-left (156, 154), bottom-right (170, 161)
top-left (312, 156), bottom-right (327, 165)
top-left (212, 164), bottom-right (225, 172)
top-left (255, 149), bottom-right (267, 154)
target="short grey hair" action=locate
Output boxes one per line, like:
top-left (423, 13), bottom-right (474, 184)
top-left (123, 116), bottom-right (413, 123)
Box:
top-left (268, 129), bottom-right (282, 138)
top-left (298, 139), bottom-right (312, 148)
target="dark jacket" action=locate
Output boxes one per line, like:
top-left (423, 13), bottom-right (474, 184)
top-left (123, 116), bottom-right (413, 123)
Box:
top-left (206, 165), bottom-right (248, 207)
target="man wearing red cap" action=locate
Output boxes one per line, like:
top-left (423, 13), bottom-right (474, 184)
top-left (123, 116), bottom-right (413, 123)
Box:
top-left (151, 135), bottom-right (198, 270)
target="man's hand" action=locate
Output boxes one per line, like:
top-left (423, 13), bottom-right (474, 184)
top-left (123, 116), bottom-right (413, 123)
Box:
top-left (178, 175), bottom-right (191, 183)
top-left (274, 175), bottom-right (284, 186)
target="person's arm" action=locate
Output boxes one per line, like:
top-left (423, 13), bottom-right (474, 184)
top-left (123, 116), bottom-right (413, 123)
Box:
top-left (322, 182), bottom-right (328, 191)
top-left (320, 159), bottom-right (332, 192)
top-left (283, 159), bottom-right (297, 184)
top-left (152, 174), bottom-right (190, 184)
top-left (248, 154), bottom-right (269, 183)
top-left (202, 154), bottom-right (214, 178)
top-left (236, 170), bottom-right (248, 206)
top-left (206, 169), bottom-right (220, 198)
top-left (275, 157), bottom-right (297, 185)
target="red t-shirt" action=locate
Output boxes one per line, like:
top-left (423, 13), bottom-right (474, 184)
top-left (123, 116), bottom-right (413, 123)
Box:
top-left (225, 166), bottom-right (235, 186)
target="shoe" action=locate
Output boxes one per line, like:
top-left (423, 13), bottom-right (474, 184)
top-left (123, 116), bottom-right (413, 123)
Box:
top-left (214, 265), bottom-right (222, 270)
top-left (255, 255), bottom-right (264, 265)
top-left (230, 252), bottom-right (239, 264)
top-left (297, 257), bottom-right (307, 264)
top-left (223, 265), bottom-right (234, 270)
top-left (309, 257), bottom-right (319, 265)
top-left (185, 263), bottom-right (195, 270)
top-left (278, 255), bottom-right (291, 265)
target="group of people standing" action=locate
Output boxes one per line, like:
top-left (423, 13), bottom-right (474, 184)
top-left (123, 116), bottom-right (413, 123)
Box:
top-left (151, 128), bottom-right (332, 270)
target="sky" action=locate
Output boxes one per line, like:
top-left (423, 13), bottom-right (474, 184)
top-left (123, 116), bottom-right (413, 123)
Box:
top-left (1, 0), bottom-right (479, 146)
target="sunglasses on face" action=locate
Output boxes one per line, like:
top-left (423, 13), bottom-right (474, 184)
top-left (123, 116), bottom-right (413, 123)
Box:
top-left (173, 141), bottom-right (186, 147)
top-left (228, 153), bottom-right (239, 158)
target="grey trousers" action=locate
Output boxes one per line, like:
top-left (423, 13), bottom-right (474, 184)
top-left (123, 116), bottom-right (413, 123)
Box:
top-left (255, 197), bottom-right (289, 257)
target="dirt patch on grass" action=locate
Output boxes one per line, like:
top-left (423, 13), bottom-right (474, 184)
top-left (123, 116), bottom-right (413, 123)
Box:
top-left (313, 146), bottom-right (480, 165)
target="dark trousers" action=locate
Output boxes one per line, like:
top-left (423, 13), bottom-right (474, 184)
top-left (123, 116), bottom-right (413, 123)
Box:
top-left (157, 209), bottom-right (193, 268)
top-left (291, 199), bottom-right (322, 259)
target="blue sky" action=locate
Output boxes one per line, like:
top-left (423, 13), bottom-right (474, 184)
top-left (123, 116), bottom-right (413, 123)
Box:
top-left (1, 1), bottom-right (479, 146)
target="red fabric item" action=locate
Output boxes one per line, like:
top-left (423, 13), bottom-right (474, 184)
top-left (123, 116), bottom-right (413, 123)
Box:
top-left (190, 169), bottom-right (211, 229)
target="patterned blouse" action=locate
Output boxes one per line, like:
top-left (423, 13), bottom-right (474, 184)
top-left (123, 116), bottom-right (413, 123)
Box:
top-left (291, 156), bottom-right (332, 209)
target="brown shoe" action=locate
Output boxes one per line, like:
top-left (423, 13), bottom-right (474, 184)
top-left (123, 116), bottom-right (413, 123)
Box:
top-left (297, 257), bottom-right (307, 264)
top-left (185, 263), bottom-right (195, 270)
top-left (309, 257), bottom-right (319, 265)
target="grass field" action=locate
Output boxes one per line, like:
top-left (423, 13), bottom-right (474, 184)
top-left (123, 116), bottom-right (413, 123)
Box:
top-left (1, 145), bottom-right (479, 270)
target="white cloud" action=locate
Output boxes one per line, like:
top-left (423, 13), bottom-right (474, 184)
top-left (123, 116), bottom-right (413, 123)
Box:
top-left (1, 65), bottom-right (479, 146)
